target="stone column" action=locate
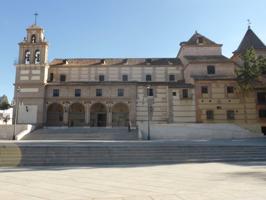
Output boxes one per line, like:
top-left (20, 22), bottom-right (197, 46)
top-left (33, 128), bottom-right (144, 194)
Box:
top-left (107, 104), bottom-right (112, 127)
top-left (85, 103), bottom-right (91, 126)
top-left (63, 103), bottom-right (69, 126)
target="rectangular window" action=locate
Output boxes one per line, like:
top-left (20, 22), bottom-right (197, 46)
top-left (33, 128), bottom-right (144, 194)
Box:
top-left (147, 88), bottom-right (154, 96)
top-left (227, 110), bottom-right (235, 120)
top-left (60, 74), bottom-right (66, 82)
top-left (146, 74), bottom-right (152, 81)
top-left (182, 89), bottom-right (189, 98)
top-left (75, 89), bottom-right (81, 97)
top-left (122, 74), bottom-right (128, 81)
top-left (206, 110), bottom-right (214, 120)
top-left (49, 73), bottom-right (54, 82)
top-left (257, 92), bottom-right (266, 105)
top-left (53, 89), bottom-right (59, 97)
top-left (259, 109), bottom-right (266, 118)
top-left (99, 75), bottom-right (105, 82)
top-left (172, 92), bottom-right (177, 96)
top-left (96, 89), bottom-right (102, 97)
top-left (207, 65), bottom-right (215, 75)
top-left (197, 37), bottom-right (204, 44)
top-left (117, 88), bottom-right (124, 97)
top-left (201, 86), bottom-right (208, 94)
top-left (227, 86), bottom-right (234, 94)
top-left (169, 74), bottom-right (175, 82)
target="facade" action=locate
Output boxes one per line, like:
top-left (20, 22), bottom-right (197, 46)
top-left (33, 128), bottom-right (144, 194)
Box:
top-left (14, 24), bottom-right (266, 132)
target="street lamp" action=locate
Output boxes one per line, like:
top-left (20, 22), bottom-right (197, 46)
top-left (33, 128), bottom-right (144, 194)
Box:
top-left (13, 86), bottom-right (21, 140)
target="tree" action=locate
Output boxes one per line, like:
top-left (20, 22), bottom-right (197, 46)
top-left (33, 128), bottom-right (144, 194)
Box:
top-left (0, 95), bottom-right (10, 110)
top-left (236, 48), bottom-right (266, 122)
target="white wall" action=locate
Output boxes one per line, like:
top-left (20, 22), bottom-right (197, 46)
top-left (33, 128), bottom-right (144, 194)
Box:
top-left (138, 123), bottom-right (263, 140)
top-left (17, 105), bottom-right (37, 124)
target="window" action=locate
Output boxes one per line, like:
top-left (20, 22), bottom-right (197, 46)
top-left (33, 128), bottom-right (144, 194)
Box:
top-left (201, 86), bottom-right (208, 94)
top-left (60, 74), bottom-right (66, 82)
top-left (182, 89), bottom-right (189, 98)
top-left (172, 92), bottom-right (177, 96)
top-left (146, 74), bottom-right (152, 81)
top-left (34, 50), bottom-right (40, 64)
top-left (259, 109), bottom-right (266, 118)
top-left (25, 50), bottom-right (30, 64)
top-left (197, 37), bottom-right (204, 44)
top-left (206, 110), bottom-right (214, 120)
top-left (99, 75), bottom-right (105, 82)
top-left (75, 89), bottom-right (81, 97)
top-left (227, 110), bottom-right (235, 120)
top-left (257, 92), bottom-right (266, 105)
top-left (48, 73), bottom-right (54, 82)
top-left (117, 88), bottom-right (124, 97)
top-left (169, 75), bottom-right (175, 82)
top-left (227, 86), bottom-right (234, 94)
top-left (53, 89), bottom-right (59, 97)
top-left (31, 34), bottom-right (36, 43)
top-left (147, 88), bottom-right (154, 96)
top-left (207, 65), bottom-right (215, 75)
top-left (122, 74), bottom-right (128, 81)
top-left (96, 89), bottom-right (102, 96)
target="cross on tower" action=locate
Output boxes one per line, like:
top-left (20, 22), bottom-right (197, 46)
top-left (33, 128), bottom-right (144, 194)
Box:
top-left (247, 19), bottom-right (251, 29)
top-left (34, 12), bottom-right (38, 25)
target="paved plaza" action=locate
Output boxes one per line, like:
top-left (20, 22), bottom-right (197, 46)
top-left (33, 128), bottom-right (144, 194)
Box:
top-left (0, 162), bottom-right (265, 200)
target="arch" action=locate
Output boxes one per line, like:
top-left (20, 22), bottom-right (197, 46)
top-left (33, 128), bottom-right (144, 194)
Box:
top-left (112, 103), bottom-right (129, 127)
top-left (69, 103), bottom-right (85, 126)
top-left (34, 50), bottom-right (41, 64)
top-left (90, 103), bottom-right (107, 127)
top-left (46, 103), bottom-right (64, 126)
top-left (31, 34), bottom-right (36, 43)
top-left (24, 50), bottom-right (31, 64)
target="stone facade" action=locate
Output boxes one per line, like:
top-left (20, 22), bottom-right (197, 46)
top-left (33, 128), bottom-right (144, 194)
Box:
top-left (14, 24), bottom-right (266, 132)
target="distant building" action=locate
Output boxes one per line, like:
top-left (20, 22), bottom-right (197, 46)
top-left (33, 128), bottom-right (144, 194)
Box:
top-left (0, 108), bottom-right (13, 125)
top-left (14, 23), bottom-right (266, 133)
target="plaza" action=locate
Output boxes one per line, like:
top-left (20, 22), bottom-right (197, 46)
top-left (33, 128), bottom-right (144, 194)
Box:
top-left (0, 162), bottom-right (265, 200)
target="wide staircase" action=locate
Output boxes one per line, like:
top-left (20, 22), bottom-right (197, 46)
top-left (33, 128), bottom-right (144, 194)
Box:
top-left (21, 127), bottom-right (139, 141)
top-left (1, 139), bottom-right (266, 166)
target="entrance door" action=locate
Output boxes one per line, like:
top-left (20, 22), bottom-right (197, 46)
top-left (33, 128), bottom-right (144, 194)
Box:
top-left (90, 103), bottom-right (107, 127)
top-left (47, 103), bottom-right (64, 126)
top-left (69, 103), bottom-right (85, 126)
top-left (97, 113), bottom-right (107, 127)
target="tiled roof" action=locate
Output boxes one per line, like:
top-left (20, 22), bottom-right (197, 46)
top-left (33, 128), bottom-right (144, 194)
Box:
top-left (50, 58), bottom-right (182, 66)
top-left (184, 55), bottom-right (231, 63)
top-left (234, 27), bottom-right (266, 54)
top-left (180, 32), bottom-right (221, 46)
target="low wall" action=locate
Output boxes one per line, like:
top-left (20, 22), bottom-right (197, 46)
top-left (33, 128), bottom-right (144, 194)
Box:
top-left (138, 123), bottom-right (263, 140)
top-left (0, 125), bottom-right (34, 140)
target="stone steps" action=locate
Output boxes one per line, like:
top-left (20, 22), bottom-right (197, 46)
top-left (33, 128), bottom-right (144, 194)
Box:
top-left (22, 127), bottom-right (139, 141)
top-left (1, 141), bottom-right (266, 166)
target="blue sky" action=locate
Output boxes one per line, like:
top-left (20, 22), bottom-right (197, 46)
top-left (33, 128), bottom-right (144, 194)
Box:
top-left (1, 0), bottom-right (266, 101)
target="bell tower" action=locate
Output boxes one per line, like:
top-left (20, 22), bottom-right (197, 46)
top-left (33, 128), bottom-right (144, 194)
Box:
top-left (14, 15), bottom-right (49, 126)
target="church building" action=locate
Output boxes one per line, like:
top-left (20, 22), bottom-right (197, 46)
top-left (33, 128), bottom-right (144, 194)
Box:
top-left (14, 23), bottom-right (266, 132)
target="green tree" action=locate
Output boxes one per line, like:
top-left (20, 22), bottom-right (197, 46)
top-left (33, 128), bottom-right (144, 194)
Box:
top-left (0, 95), bottom-right (10, 110)
top-left (236, 48), bottom-right (266, 122)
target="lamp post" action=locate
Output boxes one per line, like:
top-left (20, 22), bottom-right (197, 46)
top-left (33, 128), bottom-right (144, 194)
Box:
top-left (147, 86), bottom-right (151, 140)
top-left (13, 87), bottom-right (21, 140)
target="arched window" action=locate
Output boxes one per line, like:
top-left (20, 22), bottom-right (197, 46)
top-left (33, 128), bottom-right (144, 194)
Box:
top-left (34, 50), bottom-right (41, 64)
top-left (25, 50), bottom-right (31, 64)
top-left (31, 34), bottom-right (36, 43)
